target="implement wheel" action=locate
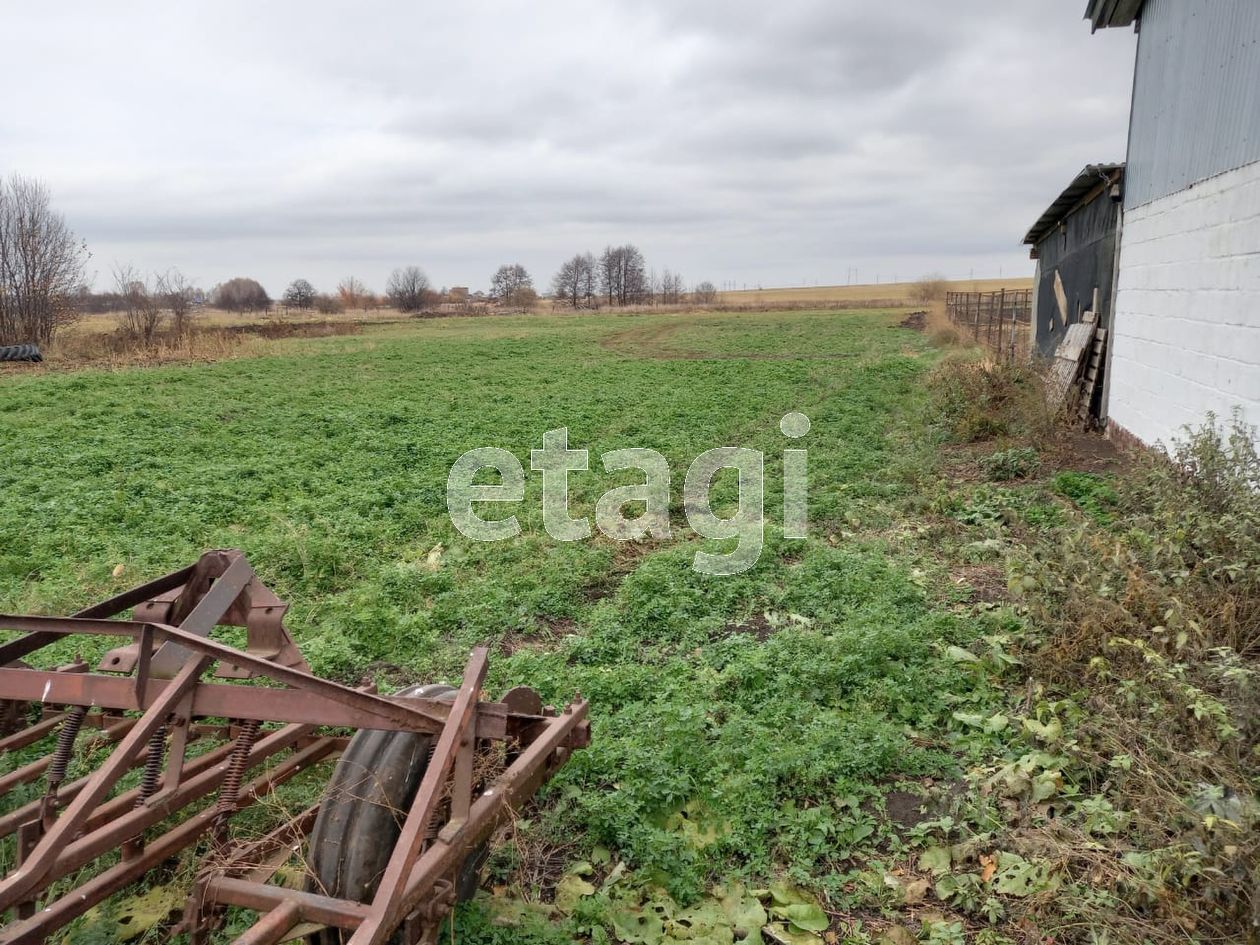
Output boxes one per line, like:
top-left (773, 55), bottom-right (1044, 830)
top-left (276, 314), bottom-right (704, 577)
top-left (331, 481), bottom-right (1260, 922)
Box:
top-left (307, 684), bottom-right (487, 944)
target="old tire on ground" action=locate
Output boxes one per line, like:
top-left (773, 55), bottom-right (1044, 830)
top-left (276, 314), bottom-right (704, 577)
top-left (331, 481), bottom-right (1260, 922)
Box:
top-left (0, 344), bottom-right (42, 362)
top-left (307, 683), bottom-right (488, 944)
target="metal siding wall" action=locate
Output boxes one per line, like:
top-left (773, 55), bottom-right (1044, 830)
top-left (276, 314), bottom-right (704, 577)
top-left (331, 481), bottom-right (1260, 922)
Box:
top-left (1126, 0), bottom-right (1260, 209)
top-left (1032, 189), bottom-right (1120, 356)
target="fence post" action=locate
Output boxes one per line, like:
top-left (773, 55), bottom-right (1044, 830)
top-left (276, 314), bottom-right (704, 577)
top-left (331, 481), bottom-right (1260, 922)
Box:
top-left (997, 287), bottom-right (1008, 357)
top-left (1008, 290), bottom-right (1021, 362)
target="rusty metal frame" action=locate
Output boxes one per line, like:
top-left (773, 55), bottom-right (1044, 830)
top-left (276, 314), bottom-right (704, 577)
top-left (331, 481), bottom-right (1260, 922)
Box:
top-left (0, 550), bottom-right (589, 945)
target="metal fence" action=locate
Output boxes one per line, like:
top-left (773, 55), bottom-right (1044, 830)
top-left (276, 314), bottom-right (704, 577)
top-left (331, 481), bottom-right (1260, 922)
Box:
top-left (945, 289), bottom-right (1032, 361)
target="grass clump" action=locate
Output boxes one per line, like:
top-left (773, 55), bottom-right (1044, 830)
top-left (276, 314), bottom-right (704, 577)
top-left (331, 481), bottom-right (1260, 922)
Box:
top-left (1051, 470), bottom-right (1118, 522)
top-left (927, 359), bottom-right (1052, 443)
top-left (980, 447), bottom-right (1040, 482)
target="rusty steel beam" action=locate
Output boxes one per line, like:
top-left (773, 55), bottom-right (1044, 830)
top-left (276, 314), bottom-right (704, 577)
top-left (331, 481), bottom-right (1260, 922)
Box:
top-left (234, 900), bottom-right (303, 945)
top-left (0, 712), bottom-right (66, 755)
top-left (218, 801), bottom-right (322, 882)
top-left (214, 699), bottom-right (590, 945)
top-left (0, 730), bottom-right (225, 841)
top-left (205, 877), bottom-right (371, 931)
top-left (0, 715), bottom-right (135, 798)
top-left (147, 553), bottom-right (255, 677)
top-left (0, 564), bottom-right (195, 667)
top-left (0, 667), bottom-right (509, 737)
top-left (0, 654), bottom-right (213, 909)
top-left (0, 738), bottom-right (336, 945)
top-left (350, 647), bottom-right (489, 945)
top-left (391, 700), bottom-right (589, 936)
top-left (0, 551), bottom-right (590, 945)
top-left (28, 723), bottom-right (313, 898)
top-left (0, 616), bottom-right (454, 734)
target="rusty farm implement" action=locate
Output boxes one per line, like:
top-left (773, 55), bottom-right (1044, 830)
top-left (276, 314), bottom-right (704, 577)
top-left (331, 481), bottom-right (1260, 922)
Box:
top-left (0, 550), bottom-right (589, 944)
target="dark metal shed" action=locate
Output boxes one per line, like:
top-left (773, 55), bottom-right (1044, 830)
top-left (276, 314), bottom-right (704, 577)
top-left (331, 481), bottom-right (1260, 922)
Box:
top-left (1023, 163), bottom-right (1124, 358)
top-left (1085, 0), bottom-right (1144, 31)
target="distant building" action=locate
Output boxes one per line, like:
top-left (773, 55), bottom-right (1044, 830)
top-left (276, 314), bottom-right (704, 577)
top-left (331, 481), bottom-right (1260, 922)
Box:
top-left (1073, 0), bottom-right (1260, 449)
top-left (1024, 164), bottom-right (1124, 359)
top-left (448, 286), bottom-right (470, 302)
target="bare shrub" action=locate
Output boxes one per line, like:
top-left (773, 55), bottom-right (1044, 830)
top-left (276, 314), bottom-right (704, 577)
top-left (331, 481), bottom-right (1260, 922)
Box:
top-left (386, 266), bottom-right (434, 313)
top-left (928, 357), bottom-right (1054, 442)
top-left (0, 175), bottom-right (89, 345)
top-left (912, 272), bottom-right (949, 304)
top-left (313, 293), bottom-right (344, 315)
top-left (692, 281), bottom-right (719, 305)
top-left (282, 278), bottom-right (316, 311)
top-left (337, 276), bottom-right (369, 311)
top-left (157, 268), bottom-right (194, 336)
top-left (489, 264), bottom-right (536, 310)
top-left (925, 300), bottom-right (964, 347)
top-left (113, 264), bottom-right (165, 344)
top-left (657, 269), bottom-right (685, 305)
top-left (213, 277), bottom-right (271, 312)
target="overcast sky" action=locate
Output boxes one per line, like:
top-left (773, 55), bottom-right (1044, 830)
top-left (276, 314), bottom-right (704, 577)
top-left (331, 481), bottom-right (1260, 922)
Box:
top-left (1, 2), bottom-right (1137, 296)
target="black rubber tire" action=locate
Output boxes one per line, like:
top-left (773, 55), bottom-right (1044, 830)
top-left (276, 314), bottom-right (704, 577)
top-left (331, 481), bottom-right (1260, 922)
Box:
top-left (0, 344), bottom-right (42, 363)
top-left (306, 684), bottom-right (487, 945)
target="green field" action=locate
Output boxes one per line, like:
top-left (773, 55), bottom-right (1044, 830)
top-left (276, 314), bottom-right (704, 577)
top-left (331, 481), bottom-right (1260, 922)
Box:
top-left (0, 310), bottom-right (1012, 937)
top-left (6, 309), bottom-right (1248, 945)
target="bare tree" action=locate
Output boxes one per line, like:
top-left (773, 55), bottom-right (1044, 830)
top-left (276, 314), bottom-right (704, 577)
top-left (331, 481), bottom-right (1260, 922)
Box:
top-left (692, 281), bottom-right (718, 304)
top-left (113, 264), bottom-right (165, 344)
top-left (598, 244), bottom-right (648, 306)
top-left (580, 253), bottom-right (597, 306)
top-left (386, 266), bottom-right (433, 312)
top-left (337, 276), bottom-right (368, 311)
top-left (313, 293), bottom-right (343, 314)
top-left (156, 268), bottom-right (194, 336)
top-left (213, 277), bottom-right (271, 312)
top-left (489, 264), bottom-right (535, 310)
top-left (550, 253), bottom-right (596, 309)
top-left (283, 278), bottom-right (316, 311)
top-left (659, 269), bottom-right (685, 305)
top-left (0, 175), bottom-right (90, 346)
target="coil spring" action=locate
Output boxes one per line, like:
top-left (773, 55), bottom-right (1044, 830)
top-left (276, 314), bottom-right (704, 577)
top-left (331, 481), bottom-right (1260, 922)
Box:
top-left (47, 705), bottom-right (88, 789)
top-left (214, 719), bottom-right (261, 818)
top-left (134, 724), bottom-right (168, 808)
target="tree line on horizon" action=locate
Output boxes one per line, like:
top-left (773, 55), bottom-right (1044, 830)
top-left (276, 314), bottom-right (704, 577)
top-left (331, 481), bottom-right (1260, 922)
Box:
top-left (1, 173), bottom-right (724, 347)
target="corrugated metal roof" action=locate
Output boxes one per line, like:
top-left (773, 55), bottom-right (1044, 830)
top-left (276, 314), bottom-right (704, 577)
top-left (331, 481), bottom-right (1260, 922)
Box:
top-left (1085, 0), bottom-right (1145, 31)
top-left (1023, 164), bottom-right (1124, 247)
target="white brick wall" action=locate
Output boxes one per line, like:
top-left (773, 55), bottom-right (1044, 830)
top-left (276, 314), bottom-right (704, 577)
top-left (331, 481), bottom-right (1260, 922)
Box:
top-left (1106, 159), bottom-right (1260, 450)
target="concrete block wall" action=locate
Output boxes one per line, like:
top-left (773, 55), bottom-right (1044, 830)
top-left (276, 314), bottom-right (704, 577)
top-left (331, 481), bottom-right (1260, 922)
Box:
top-left (1106, 159), bottom-right (1260, 450)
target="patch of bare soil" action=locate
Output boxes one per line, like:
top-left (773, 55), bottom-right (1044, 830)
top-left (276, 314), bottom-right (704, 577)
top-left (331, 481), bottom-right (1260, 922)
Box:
top-left (950, 564), bottom-right (1009, 604)
top-left (500, 616), bottom-right (574, 656)
top-left (1044, 428), bottom-right (1129, 475)
top-left (939, 442), bottom-right (990, 483)
top-left (882, 789), bottom-right (931, 829)
top-left (582, 539), bottom-right (665, 601)
top-left (712, 613), bottom-right (775, 642)
top-left (897, 310), bottom-right (928, 331)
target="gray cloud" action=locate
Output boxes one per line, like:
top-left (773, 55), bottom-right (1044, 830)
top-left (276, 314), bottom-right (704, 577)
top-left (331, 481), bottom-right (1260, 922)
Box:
top-left (0, 1), bottom-right (1136, 295)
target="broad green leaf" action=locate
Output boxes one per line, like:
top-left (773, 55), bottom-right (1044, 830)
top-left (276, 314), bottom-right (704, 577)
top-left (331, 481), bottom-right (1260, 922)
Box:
top-left (918, 845), bottom-right (952, 873)
top-left (554, 874), bottom-right (596, 914)
top-left (783, 902), bottom-right (828, 932)
top-left (945, 645), bottom-right (980, 663)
